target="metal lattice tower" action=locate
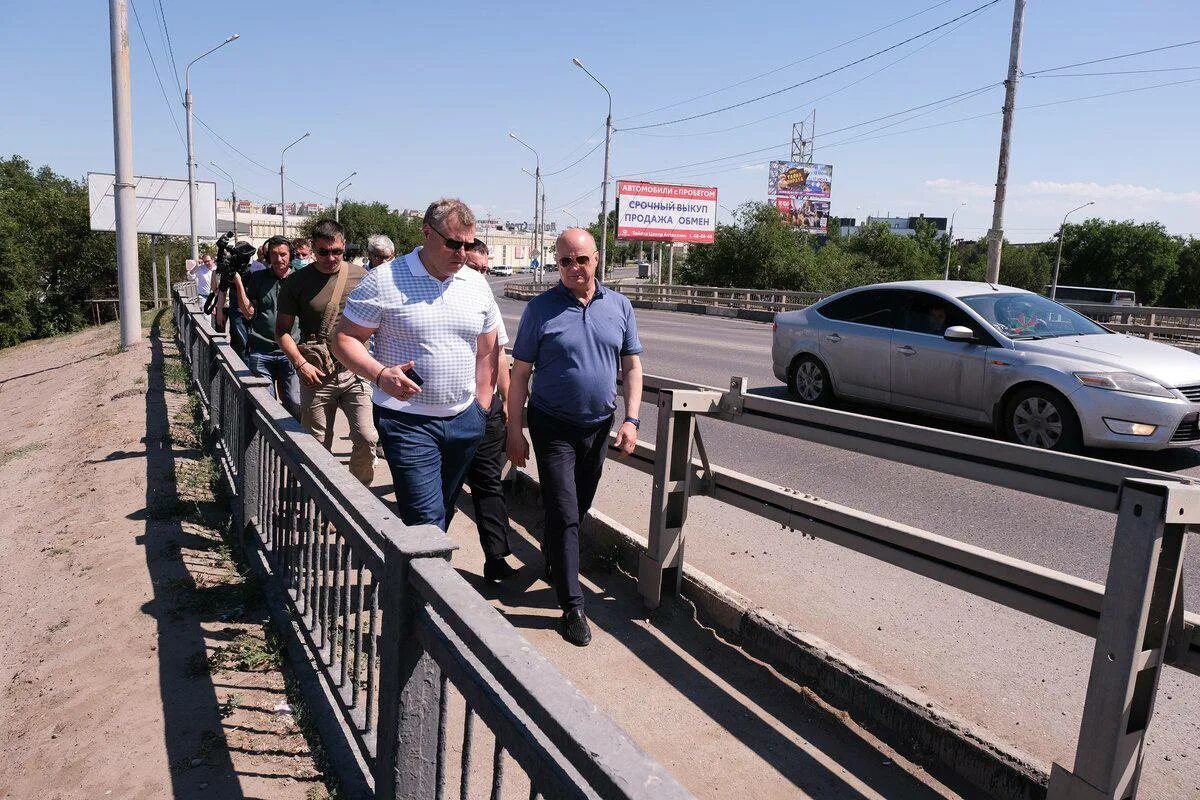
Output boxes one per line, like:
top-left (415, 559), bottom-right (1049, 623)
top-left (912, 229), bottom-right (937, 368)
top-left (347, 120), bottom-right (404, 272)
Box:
top-left (790, 110), bottom-right (816, 162)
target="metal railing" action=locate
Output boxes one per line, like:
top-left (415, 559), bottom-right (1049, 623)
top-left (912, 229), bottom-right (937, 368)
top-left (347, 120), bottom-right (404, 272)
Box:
top-left (171, 285), bottom-right (691, 800)
top-left (604, 373), bottom-right (1197, 800)
top-left (505, 282), bottom-right (1200, 348)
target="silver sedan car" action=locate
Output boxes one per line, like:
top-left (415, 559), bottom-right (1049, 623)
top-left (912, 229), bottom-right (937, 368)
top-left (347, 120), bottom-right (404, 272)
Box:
top-left (771, 280), bottom-right (1200, 451)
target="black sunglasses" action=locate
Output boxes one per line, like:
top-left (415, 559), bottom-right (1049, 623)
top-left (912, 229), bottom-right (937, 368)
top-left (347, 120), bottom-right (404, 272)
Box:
top-left (558, 254), bottom-right (593, 267)
top-left (428, 223), bottom-right (472, 252)
top-left (315, 247), bottom-right (344, 257)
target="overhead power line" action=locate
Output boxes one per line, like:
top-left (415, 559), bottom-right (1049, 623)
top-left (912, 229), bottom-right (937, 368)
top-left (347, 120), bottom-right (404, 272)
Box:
top-left (154, 0), bottom-right (183, 100)
top-left (625, 5), bottom-right (993, 140)
top-left (128, 0), bottom-right (184, 147)
top-left (620, 0), bottom-right (1002, 131)
top-left (543, 140), bottom-right (605, 178)
top-left (1026, 65), bottom-right (1200, 79)
top-left (623, 0), bottom-right (963, 121)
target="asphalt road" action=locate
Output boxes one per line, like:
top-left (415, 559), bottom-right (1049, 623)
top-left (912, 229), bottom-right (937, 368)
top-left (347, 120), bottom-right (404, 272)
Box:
top-left (491, 275), bottom-right (1200, 605)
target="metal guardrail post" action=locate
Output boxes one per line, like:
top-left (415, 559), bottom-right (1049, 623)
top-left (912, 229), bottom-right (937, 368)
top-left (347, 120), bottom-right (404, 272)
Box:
top-left (375, 529), bottom-right (457, 800)
top-left (1048, 479), bottom-right (1195, 800)
top-left (639, 389), bottom-right (699, 609)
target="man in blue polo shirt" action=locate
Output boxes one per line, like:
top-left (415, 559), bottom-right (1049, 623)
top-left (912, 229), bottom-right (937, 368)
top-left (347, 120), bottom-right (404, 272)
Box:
top-left (507, 227), bottom-right (643, 647)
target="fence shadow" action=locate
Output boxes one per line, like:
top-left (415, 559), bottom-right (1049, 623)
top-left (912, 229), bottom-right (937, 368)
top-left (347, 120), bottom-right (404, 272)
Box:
top-left (139, 310), bottom-right (247, 799)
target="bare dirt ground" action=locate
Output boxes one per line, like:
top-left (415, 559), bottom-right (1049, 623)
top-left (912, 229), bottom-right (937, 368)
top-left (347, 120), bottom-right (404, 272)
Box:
top-left (0, 313), bottom-right (332, 800)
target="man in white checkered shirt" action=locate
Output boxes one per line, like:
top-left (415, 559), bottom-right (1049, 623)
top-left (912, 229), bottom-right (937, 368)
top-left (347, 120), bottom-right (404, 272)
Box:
top-left (332, 199), bottom-right (500, 532)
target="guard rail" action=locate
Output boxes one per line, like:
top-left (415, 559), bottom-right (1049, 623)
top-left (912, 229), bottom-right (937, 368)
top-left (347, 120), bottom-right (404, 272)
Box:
top-left (505, 283), bottom-right (1200, 348)
top-left (608, 371), bottom-right (1198, 800)
top-left (171, 283), bottom-right (691, 800)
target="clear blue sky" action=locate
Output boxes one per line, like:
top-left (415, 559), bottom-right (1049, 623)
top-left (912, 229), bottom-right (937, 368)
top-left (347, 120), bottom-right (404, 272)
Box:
top-left (2, 0), bottom-right (1198, 241)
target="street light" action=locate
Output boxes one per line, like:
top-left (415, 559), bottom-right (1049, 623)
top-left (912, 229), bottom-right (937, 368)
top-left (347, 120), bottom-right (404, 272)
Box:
top-left (208, 162), bottom-right (238, 240)
top-left (943, 201), bottom-right (967, 280)
top-left (510, 133), bottom-right (541, 280)
top-left (1051, 201), bottom-right (1095, 300)
top-left (184, 33), bottom-right (239, 260)
top-left (572, 57), bottom-right (613, 280)
top-left (334, 170), bottom-right (356, 222)
top-left (562, 208), bottom-right (579, 226)
top-left (280, 132), bottom-right (310, 236)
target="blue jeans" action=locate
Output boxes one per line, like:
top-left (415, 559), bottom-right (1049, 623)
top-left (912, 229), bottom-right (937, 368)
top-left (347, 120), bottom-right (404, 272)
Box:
top-left (245, 350), bottom-right (300, 416)
top-left (375, 402), bottom-right (488, 531)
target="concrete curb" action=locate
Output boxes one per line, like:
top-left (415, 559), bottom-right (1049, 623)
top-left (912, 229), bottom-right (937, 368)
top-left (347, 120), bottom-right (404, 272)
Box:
top-left (506, 470), bottom-right (1050, 800)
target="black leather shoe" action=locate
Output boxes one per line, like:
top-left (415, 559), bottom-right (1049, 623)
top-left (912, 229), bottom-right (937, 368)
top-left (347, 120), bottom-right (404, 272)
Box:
top-left (560, 609), bottom-right (591, 647)
top-left (483, 558), bottom-right (519, 582)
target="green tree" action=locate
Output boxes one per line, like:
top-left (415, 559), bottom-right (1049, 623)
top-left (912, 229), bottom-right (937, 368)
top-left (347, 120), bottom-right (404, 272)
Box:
top-left (1058, 218), bottom-right (1182, 304)
top-left (0, 155), bottom-right (118, 344)
top-left (300, 201), bottom-right (423, 255)
top-left (1161, 238), bottom-right (1200, 308)
top-left (680, 202), bottom-right (818, 290)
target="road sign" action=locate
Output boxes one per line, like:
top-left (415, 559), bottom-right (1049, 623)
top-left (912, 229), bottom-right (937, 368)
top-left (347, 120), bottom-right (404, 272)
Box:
top-left (531, 259), bottom-right (539, 269)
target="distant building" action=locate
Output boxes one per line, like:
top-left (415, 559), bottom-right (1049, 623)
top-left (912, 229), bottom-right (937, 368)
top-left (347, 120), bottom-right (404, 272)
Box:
top-left (215, 199), bottom-right (326, 245)
top-left (838, 214), bottom-right (948, 238)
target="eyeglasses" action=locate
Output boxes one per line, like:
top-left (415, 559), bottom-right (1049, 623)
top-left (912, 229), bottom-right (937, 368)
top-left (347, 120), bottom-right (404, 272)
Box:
top-left (558, 254), bottom-right (593, 268)
top-left (315, 247), bottom-right (344, 257)
top-left (427, 223), bottom-right (472, 252)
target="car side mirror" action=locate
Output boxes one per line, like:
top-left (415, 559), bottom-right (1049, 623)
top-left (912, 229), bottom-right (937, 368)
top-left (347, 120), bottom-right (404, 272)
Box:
top-left (944, 325), bottom-right (975, 342)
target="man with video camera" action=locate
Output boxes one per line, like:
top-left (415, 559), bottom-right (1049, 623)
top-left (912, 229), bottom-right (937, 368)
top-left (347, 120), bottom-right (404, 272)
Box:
top-left (237, 235), bottom-right (301, 415)
top-left (274, 219), bottom-right (377, 486)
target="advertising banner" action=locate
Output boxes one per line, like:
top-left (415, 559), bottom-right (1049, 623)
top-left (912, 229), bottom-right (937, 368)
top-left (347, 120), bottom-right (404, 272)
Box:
top-left (88, 172), bottom-right (217, 237)
top-left (767, 162), bottom-right (832, 234)
top-left (616, 180), bottom-right (717, 243)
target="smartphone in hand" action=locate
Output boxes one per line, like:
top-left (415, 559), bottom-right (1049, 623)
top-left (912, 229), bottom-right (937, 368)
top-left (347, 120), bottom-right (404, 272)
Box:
top-left (402, 365), bottom-right (424, 387)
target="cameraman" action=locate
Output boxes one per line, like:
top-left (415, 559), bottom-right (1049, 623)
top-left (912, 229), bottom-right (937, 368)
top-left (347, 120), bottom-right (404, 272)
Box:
top-left (239, 236), bottom-right (301, 415)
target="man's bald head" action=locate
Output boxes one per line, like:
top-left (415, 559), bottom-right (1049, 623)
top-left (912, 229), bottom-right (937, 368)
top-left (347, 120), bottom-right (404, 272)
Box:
top-left (554, 226), bottom-right (599, 297)
top-left (555, 227), bottom-right (596, 255)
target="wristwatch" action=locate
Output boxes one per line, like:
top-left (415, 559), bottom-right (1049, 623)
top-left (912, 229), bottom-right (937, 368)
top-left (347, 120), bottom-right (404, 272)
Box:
top-left (624, 416), bottom-right (640, 430)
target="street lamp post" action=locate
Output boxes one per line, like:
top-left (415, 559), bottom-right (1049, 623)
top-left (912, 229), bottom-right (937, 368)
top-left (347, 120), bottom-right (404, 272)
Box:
top-left (184, 33), bottom-right (239, 261)
top-left (1051, 201), bottom-right (1094, 300)
top-left (943, 201), bottom-right (967, 280)
top-left (334, 170), bottom-right (356, 222)
top-left (208, 162), bottom-right (238, 240)
top-left (280, 132), bottom-right (310, 236)
top-left (572, 57), bottom-right (613, 280)
top-left (511, 133), bottom-right (541, 281)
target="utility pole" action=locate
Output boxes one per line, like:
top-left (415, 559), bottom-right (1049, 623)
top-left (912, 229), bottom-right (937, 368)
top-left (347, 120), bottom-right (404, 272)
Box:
top-left (184, 34), bottom-right (239, 261)
top-left (540, 187), bottom-right (547, 284)
top-left (150, 235), bottom-right (159, 307)
top-left (280, 132), bottom-right (310, 237)
top-left (1051, 201), bottom-right (1094, 300)
top-left (573, 58), bottom-right (613, 280)
top-left (944, 201), bottom-right (967, 280)
top-left (209, 163), bottom-right (238, 241)
top-left (109, 0), bottom-right (140, 347)
top-left (334, 170), bottom-right (356, 223)
top-left (667, 242), bottom-right (674, 286)
top-left (985, 0), bottom-right (1026, 284)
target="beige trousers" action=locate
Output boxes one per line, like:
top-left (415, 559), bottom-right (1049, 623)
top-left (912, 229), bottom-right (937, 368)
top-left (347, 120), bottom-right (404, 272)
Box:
top-left (299, 367), bottom-right (378, 486)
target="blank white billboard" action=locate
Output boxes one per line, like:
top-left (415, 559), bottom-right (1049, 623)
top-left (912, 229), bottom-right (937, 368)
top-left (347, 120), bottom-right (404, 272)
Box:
top-left (87, 172), bottom-right (216, 237)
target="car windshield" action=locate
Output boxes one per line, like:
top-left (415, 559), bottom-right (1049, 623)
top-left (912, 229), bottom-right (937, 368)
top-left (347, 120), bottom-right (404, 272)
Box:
top-left (961, 293), bottom-right (1109, 340)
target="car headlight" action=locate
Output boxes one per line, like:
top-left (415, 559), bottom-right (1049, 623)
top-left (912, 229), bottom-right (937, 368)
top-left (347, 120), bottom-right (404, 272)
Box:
top-left (1073, 371), bottom-right (1174, 398)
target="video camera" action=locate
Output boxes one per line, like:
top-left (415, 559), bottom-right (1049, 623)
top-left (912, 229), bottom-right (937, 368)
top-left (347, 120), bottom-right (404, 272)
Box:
top-left (203, 232), bottom-right (258, 314)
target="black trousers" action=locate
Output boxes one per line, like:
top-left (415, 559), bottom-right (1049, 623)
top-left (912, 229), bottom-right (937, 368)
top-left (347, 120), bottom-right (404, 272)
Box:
top-left (528, 405), bottom-right (612, 612)
top-left (455, 394), bottom-right (512, 560)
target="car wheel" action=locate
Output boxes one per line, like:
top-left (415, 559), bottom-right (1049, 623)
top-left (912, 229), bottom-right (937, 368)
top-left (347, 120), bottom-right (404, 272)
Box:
top-left (789, 355), bottom-right (834, 405)
top-left (1005, 387), bottom-right (1082, 452)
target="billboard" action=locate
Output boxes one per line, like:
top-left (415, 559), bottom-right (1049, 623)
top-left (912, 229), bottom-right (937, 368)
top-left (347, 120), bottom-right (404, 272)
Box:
top-left (87, 172), bottom-right (216, 237)
top-left (616, 180), bottom-right (717, 243)
top-left (767, 161), bottom-right (832, 234)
